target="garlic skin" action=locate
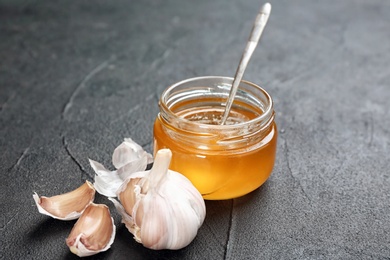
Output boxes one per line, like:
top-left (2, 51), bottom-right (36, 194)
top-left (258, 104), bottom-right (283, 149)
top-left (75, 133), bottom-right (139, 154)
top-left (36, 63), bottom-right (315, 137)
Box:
top-left (33, 181), bottom-right (95, 220)
top-left (112, 138), bottom-right (153, 168)
top-left (90, 138), bottom-right (153, 197)
top-left (66, 203), bottom-right (116, 257)
top-left (110, 149), bottom-right (206, 250)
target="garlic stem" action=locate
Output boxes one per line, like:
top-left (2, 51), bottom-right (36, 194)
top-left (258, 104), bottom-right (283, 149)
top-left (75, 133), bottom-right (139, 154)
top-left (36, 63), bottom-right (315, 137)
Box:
top-left (145, 149), bottom-right (172, 192)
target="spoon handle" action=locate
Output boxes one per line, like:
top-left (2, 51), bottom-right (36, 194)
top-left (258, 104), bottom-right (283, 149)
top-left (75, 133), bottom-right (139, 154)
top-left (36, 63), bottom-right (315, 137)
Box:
top-left (220, 3), bottom-right (271, 125)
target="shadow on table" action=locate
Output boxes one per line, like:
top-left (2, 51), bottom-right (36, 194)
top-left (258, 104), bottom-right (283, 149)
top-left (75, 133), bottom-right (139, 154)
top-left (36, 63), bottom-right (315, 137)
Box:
top-left (27, 217), bottom-right (75, 240)
top-left (234, 180), bottom-right (271, 206)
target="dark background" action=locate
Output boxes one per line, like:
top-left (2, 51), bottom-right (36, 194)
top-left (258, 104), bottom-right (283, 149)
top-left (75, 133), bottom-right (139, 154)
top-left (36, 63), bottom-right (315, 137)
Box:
top-left (1, 0), bottom-right (389, 259)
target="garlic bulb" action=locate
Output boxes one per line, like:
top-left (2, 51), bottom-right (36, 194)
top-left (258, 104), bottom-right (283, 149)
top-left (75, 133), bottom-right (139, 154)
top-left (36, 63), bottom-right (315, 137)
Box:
top-left (66, 203), bottom-right (116, 257)
top-left (33, 181), bottom-right (95, 220)
top-left (110, 149), bottom-right (206, 250)
top-left (90, 138), bottom-right (153, 197)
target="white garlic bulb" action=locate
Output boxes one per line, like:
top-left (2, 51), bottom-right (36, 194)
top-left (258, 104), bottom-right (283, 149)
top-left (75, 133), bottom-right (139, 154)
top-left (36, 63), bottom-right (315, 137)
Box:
top-left (66, 203), bottom-right (116, 257)
top-left (110, 149), bottom-right (206, 250)
top-left (33, 181), bottom-right (95, 220)
top-left (90, 138), bottom-right (153, 197)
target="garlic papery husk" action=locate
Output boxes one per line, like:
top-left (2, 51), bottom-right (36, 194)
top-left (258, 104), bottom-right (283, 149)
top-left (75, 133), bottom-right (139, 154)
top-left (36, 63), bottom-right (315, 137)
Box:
top-left (112, 138), bottom-right (153, 168)
top-left (90, 138), bottom-right (153, 197)
top-left (33, 181), bottom-right (95, 220)
top-left (66, 203), bottom-right (116, 257)
top-left (110, 149), bottom-right (206, 250)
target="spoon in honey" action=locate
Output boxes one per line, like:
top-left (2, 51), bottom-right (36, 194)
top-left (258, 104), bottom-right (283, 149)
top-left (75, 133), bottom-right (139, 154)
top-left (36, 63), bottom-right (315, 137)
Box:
top-left (220, 2), bottom-right (271, 125)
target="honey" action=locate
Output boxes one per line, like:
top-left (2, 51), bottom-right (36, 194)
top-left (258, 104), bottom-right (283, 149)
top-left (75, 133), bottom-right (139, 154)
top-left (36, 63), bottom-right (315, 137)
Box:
top-left (153, 76), bottom-right (277, 200)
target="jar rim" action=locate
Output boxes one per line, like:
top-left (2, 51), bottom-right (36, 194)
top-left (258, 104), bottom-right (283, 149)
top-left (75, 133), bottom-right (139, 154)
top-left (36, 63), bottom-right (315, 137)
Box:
top-left (159, 76), bottom-right (274, 130)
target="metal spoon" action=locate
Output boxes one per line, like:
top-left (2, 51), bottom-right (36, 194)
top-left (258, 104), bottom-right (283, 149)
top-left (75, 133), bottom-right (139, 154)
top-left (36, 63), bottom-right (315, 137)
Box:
top-left (220, 2), bottom-right (271, 125)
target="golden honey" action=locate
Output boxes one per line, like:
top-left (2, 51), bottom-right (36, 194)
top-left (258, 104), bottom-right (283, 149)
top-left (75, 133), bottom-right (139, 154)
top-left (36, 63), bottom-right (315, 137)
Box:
top-left (154, 76), bottom-right (277, 200)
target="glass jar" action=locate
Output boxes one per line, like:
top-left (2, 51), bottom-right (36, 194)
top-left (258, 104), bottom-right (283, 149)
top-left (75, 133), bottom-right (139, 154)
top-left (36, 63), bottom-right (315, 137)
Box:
top-left (153, 76), bottom-right (277, 200)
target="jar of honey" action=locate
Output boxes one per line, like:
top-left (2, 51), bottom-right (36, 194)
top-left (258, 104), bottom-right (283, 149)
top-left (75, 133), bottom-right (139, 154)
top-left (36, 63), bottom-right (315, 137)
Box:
top-left (153, 76), bottom-right (277, 200)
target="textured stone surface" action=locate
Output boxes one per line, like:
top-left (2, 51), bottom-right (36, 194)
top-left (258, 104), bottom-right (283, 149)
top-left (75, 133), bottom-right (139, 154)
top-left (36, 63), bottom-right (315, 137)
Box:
top-left (1, 0), bottom-right (390, 259)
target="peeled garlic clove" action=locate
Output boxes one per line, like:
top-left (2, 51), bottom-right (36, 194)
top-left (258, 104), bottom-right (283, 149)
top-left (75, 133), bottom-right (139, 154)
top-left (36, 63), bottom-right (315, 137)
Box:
top-left (66, 203), bottom-right (116, 257)
top-left (113, 149), bottom-right (206, 250)
top-left (33, 181), bottom-right (95, 220)
top-left (90, 138), bottom-right (153, 197)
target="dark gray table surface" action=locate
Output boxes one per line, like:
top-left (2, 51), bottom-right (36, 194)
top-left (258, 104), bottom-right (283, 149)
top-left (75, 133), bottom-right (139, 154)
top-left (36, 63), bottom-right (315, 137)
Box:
top-left (1, 0), bottom-right (390, 259)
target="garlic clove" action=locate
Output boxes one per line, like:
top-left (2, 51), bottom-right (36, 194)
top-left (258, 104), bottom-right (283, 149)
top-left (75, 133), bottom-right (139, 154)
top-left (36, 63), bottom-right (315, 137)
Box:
top-left (113, 149), bottom-right (206, 250)
top-left (66, 203), bottom-right (116, 257)
top-left (109, 197), bottom-right (142, 243)
top-left (139, 169), bottom-right (205, 250)
top-left (90, 138), bottom-right (153, 197)
top-left (33, 181), bottom-right (95, 220)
